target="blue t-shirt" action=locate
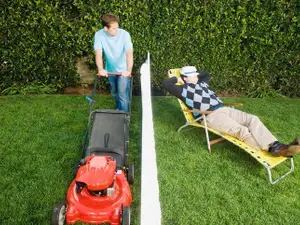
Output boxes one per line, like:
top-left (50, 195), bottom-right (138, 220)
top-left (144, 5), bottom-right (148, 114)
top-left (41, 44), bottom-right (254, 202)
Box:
top-left (94, 28), bottom-right (133, 72)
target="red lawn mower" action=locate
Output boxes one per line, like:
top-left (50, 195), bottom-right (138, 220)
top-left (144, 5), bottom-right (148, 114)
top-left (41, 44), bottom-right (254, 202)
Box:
top-left (52, 74), bottom-right (134, 225)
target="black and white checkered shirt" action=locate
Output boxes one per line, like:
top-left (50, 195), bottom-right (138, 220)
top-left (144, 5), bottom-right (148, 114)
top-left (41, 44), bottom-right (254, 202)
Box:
top-left (181, 81), bottom-right (223, 118)
top-left (162, 71), bottom-right (223, 118)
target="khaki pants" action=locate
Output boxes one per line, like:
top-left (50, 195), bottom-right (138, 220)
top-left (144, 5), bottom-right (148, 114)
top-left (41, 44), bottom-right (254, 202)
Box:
top-left (202, 107), bottom-right (277, 150)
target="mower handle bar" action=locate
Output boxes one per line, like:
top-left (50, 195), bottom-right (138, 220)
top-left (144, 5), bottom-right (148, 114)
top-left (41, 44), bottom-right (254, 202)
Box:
top-left (107, 72), bottom-right (122, 75)
top-left (98, 72), bottom-right (132, 77)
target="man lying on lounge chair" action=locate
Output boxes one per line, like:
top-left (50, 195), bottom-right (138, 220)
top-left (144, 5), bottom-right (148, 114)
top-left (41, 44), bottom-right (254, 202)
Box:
top-left (162, 66), bottom-right (300, 157)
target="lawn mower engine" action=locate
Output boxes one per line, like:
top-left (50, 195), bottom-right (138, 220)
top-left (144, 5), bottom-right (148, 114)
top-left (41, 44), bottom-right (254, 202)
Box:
top-left (52, 155), bottom-right (132, 225)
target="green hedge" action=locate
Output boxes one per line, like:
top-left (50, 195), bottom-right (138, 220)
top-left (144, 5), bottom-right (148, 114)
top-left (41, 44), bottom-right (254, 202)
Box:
top-left (1, 0), bottom-right (80, 93)
top-left (1, 0), bottom-right (300, 96)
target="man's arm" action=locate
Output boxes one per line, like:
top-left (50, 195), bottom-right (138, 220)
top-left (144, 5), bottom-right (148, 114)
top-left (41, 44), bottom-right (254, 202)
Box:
top-left (162, 77), bottom-right (184, 101)
top-left (126, 49), bottom-right (133, 73)
top-left (122, 48), bottom-right (133, 77)
top-left (95, 50), bottom-right (107, 76)
top-left (198, 71), bottom-right (211, 84)
top-left (122, 31), bottom-right (133, 77)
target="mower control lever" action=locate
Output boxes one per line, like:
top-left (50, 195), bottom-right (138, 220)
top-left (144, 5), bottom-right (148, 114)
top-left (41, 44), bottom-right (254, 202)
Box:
top-left (86, 96), bottom-right (94, 103)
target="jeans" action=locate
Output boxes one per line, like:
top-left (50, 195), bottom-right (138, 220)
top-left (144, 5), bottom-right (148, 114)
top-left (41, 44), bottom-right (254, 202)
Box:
top-left (108, 76), bottom-right (130, 112)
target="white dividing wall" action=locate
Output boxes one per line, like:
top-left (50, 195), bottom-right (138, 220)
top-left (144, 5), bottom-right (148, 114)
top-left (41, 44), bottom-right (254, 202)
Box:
top-left (140, 52), bottom-right (161, 225)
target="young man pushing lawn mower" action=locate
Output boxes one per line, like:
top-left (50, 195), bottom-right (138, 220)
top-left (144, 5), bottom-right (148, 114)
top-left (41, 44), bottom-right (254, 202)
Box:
top-left (51, 13), bottom-right (134, 225)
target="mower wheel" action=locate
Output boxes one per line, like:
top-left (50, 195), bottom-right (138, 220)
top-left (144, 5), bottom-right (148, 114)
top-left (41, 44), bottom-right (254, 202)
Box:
top-left (52, 202), bottom-right (66, 225)
top-left (127, 164), bottom-right (134, 185)
top-left (121, 206), bottom-right (130, 225)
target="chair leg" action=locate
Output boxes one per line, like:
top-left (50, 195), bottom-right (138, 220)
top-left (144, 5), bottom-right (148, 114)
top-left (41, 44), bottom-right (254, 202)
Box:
top-left (177, 117), bottom-right (202, 132)
top-left (266, 158), bottom-right (294, 184)
top-left (202, 115), bottom-right (211, 153)
top-left (177, 123), bottom-right (190, 132)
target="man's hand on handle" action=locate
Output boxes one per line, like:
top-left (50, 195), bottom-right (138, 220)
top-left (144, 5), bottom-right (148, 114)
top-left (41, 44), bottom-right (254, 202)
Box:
top-left (121, 71), bottom-right (131, 77)
top-left (97, 69), bottom-right (108, 77)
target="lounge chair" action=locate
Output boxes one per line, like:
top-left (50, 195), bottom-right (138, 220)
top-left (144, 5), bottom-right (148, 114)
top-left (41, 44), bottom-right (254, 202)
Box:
top-left (168, 68), bottom-right (294, 184)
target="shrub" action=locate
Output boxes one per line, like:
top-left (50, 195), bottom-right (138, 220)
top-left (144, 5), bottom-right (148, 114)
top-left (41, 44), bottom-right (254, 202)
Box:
top-left (1, 0), bottom-right (300, 97)
top-left (1, 82), bottom-right (57, 95)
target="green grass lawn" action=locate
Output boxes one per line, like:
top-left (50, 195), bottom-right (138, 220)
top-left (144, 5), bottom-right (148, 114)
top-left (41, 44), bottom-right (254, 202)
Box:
top-left (1, 95), bottom-right (300, 225)
top-left (153, 96), bottom-right (300, 225)
top-left (0, 95), bottom-right (142, 225)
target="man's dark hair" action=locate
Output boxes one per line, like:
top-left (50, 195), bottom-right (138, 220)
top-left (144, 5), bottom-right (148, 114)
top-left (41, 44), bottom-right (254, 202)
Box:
top-left (101, 13), bottom-right (119, 28)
